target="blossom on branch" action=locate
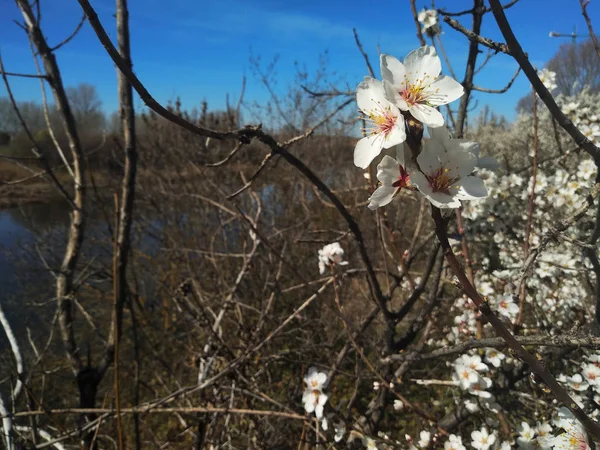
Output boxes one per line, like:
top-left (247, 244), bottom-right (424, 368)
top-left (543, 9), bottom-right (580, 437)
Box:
top-left (302, 367), bottom-right (329, 419)
top-left (418, 9), bottom-right (440, 36)
top-left (410, 129), bottom-right (488, 208)
top-left (551, 407), bottom-right (590, 449)
top-left (318, 242), bottom-right (348, 274)
top-left (368, 148), bottom-right (411, 210)
top-left (538, 68), bottom-right (557, 92)
top-left (354, 77), bottom-right (406, 168)
top-left (380, 46), bottom-right (463, 128)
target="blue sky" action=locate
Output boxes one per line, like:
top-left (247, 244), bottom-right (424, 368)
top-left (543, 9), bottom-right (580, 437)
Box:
top-left (1, 0), bottom-right (599, 124)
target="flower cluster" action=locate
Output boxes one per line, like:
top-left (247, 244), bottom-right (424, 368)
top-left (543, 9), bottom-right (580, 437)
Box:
top-left (317, 242), bottom-right (348, 274)
top-left (538, 68), bottom-right (557, 92)
top-left (355, 46), bottom-right (495, 210)
top-left (418, 8), bottom-right (441, 37)
top-left (301, 367), bottom-right (328, 420)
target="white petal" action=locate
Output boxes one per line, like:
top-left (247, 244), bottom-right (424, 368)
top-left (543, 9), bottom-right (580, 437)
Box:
top-left (448, 150), bottom-right (478, 179)
top-left (395, 144), bottom-right (407, 168)
top-left (377, 155), bottom-right (400, 185)
top-left (423, 75), bottom-right (464, 105)
top-left (368, 185), bottom-right (397, 210)
top-left (457, 176), bottom-right (488, 199)
top-left (417, 139), bottom-right (446, 174)
top-left (403, 46), bottom-right (441, 87)
top-left (383, 79), bottom-right (409, 111)
top-left (380, 54), bottom-right (406, 90)
top-left (356, 77), bottom-right (389, 113)
top-left (383, 118), bottom-right (406, 149)
top-left (354, 135), bottom-right (383, 169)
top-left (449, 140), bottom-right (479, 156)
top-left (426, 125), bottom-right (450, 142)
top-left (477, 155), bottom-right (500, 170)
top-left (409, 103), bottom-right (445, 127)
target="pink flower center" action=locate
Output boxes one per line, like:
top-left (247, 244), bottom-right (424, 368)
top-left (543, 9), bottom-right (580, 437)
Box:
top-left (364, 105), bottom-right (398, 138)
top-left (392, 165), bottom-right (411, 189)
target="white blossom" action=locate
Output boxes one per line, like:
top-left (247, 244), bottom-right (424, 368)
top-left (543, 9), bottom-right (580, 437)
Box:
top-left (354, 77), bottom-right (407, 168)
top-left (318, 242), bottom-right (348, 274)
top-left (538, 68), bottom-right (557, 92)
top-left (471, 427), bottom-right (496, 450)
top-left (368, 150), bottom-right (411, 210)
top-left (410, 128), bottom-right (488, 208)
top-left (380, 46), bottom-right (463, 128)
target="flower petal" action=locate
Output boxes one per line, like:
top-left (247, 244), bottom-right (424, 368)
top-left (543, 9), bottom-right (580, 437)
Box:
top-left (380, 54), bottom-right (406, 90)
top-left (377, 155), bottom-right (401, 185)
top-left (477, 155), bottom-right (500, 170)
top-left (403, 46), bottom-right (441, 87)
top-left (383, 79), bottom-right (409, 111)
top-left (427, 125), bottom-right (450, 142)
top-left (457, 176), bottom-right (488, 199)
top-left (354, 135), bottom-right (382, 169)
top-left (409, 103), bottom-right (445, 127)
top-left (368, 185), bottom-right (397, 210)
top-left (417, 139), bottom-right (446, 174)
top-left (382, 118), bottom-right (406, 149)
top-left (423, 75), bottom-right (464, 106)
top-left (356, 77), bottom-right (389, 113)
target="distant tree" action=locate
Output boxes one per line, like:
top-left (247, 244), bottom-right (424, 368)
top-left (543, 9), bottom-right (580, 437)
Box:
top-left (66, 82), bottom-right (106, 131)
top-left (0, 98), bottom-right (46, 133)
top-left (517, 38), bottom-right (600, 112)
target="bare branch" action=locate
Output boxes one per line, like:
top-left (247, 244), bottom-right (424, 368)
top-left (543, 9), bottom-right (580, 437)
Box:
top-left (472, 66), bottom-right (521, 93)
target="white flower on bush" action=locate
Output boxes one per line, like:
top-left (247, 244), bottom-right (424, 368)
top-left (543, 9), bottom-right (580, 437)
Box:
top-left (517, 422), bottom-right (535, 448)
top-left (444, 434), bottom-right (466, 450)
top-left (467, 375), bottom-right (493, 399)
top-left (426, 126), bottom-right (498, 170)
top-left (368, 151), bottom-right (411, 210)
top-left (380, 46), bottom-right (463, 128)
top-left (318, 242), bottom-right (348, 274)
top-left (418, 9), bottom-right (438, 31)
top-left (551, 407), bottom-right (590, 449)
top-left (567, 373), bottom-right (589, 392)
top-left (452, 354), bottom-right (488, 390)
top-left (577, 159), bottom-right (596, 182)
top-left (471, 427), bottom-right (496, 450)
top-left (538, 68), bottom-right (557, 92)
top-left (302, 367), bottom-right (328, 418)
top-left (354, 77), bottom-right (407, 168)
top-left (582, 363), bottom-right (600, 386)
top-left (410, 129), bottom-right (487, 208)
top-left (496, 294), bottom-right (519, 319)
top-left (484, 348), bottom-right (505, 368)
top-left (417, 430), bottom-right (431, 447)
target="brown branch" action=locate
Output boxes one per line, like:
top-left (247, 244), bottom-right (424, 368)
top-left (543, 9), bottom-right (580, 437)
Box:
top-left (471, 66), bottom-right (521, 93)
top-left (517, 90), bottom-right (539, 327)
top-left (579, 0), bottom-right (600, 61)
top-left (0, 70), bottom-right (46, 79)
top-left (488, 0), bottom-right (600, 163)
top-left (455, 0), bottom-right (484, 137)
top-left (389, 334), bottom-right (600, 362)
top-left (16, 0), bottom-right (87, 373)
top-left (409, 0), bottom-right (427, 46)
top-left (49, 14), bottom-right (86, 52)
top-left (440, 0), bottom-right (519, 17)
top-left (443, 16), bottom-right (510, 54)
top-left (353, 28), bottom-right (375, 78)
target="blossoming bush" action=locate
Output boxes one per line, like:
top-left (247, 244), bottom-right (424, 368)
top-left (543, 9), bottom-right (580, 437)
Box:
top-left (300, 45), bottom-right (600, 449)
